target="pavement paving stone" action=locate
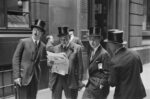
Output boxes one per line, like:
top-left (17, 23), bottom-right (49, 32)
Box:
top-left (3, 63), bottom-right (150, 99)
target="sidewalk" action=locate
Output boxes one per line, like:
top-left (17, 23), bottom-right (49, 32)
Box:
top-left (5, 63), bottom-right (150, 99)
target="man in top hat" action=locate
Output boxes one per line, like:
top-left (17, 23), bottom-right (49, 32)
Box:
top-left (12, 19), bottom-right (47, 99)
top-left (104, 29), bottom-right (146, 99)
top-left (69, 29), bottom-right (83, 46)
top-left (48, 27), bottom-right (84, 99)
top-left (82, 27), bottom-right (111, 99)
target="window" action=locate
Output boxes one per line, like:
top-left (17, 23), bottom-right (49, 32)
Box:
top-left (0, 0), bottom-right (30, 29)
top-left (142, 0), bottom-right (150, 45)
top-left (143, 0), bottom-right (150, 30)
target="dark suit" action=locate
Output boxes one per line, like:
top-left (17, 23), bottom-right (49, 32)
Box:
top-left (49, 42), bottom-right (83, 99)
top-left (109, 47), bottom-right (146, 99)
top-left (12, 37), bottom-right (46, 99)
top-left (82, 46), bottom-right (110, 99)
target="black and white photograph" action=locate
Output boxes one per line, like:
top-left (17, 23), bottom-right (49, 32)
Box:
top-left (0, 0), bottom-right (149, 99)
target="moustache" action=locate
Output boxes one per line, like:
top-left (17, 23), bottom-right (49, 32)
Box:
top-left (34, 33), bottom-right (38, 36)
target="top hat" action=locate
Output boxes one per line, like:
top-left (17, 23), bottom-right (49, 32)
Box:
top-left (88, 27), bottom-right (101, 36)
top-left (31, 19), bottom-right (46, 32)
top-left (104, 29), bottom-right (127, 44)
top-left (57, 27), bottom-right (69, 37)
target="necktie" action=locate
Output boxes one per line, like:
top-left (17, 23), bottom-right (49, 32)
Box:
top-left (34, 41), bottom-right (39, 60)
top-left (35, 41), bottom-right (38, 47)
top-left (90, 50), bottom-right (95, 61)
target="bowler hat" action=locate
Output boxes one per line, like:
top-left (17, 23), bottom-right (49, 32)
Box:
top-left (88, 27), bottom-right (101, 37)
top-left (104, 29), bottom-right (127, 44)
top-left (57, 27), bottom-right (69, 37)
top-left (31, 19), bottom-right (46, 32)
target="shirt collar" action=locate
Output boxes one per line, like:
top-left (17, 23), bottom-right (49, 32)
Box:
top-left (32, 36), bottom-right (39, 44)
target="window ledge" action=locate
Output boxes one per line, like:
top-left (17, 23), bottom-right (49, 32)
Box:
top-left (0, 29), bottom-right (32, 34)
top-left (142, 39), bottom-right (150, 45)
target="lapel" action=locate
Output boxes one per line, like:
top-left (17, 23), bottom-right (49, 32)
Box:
top-left (34, 41), bottom-right (42, 62)
top-left (90, 46), bottom-right (102, 64)
top-left (29, 37), bottom-right (36, 53)
top-left (60, 43), bottom-right (73, 59)
top-left (30, 36), bottom-right (42, 62)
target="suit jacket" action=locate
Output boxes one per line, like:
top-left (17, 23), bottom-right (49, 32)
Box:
top-left (109, 47), bottom-right (146, 99)
top-left (12, 37), bottom-right (46, 85)
top-left (86, 45), bottom-right (111, 97)
top-left (49, 42), bottom-right (83, 89)
top-left (71, 36), bottom-right (83, 46)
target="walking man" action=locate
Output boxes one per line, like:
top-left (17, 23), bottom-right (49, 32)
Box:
top-left (69, 29), bottom-right (83, 46)
top-left (105, 29), bottom-right (146, 99)
top-left (82, 27), bottom-right (111, 99)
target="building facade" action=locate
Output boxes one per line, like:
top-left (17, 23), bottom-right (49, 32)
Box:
top-left (0, 0), bottom-right (150, 98)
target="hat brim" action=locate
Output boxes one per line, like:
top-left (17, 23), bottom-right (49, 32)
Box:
top-left (31, 25), bottom-right (45, 32)
top-left (104, 39), bottom-right (127, 44)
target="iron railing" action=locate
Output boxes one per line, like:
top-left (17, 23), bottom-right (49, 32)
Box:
top-left (0, 66), bottom-right (14, 99)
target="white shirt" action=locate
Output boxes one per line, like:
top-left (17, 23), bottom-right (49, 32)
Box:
top-left (69, 35), bottom-right (74, 42)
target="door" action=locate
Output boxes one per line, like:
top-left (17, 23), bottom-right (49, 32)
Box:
top-left (88, 0), bottom-right (108, 47)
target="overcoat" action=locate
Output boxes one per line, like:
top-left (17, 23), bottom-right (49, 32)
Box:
top-left (109, 47), bottom-right (146, 99)
top-left (49, 42), bottom-right (83, 90)
top-left (13, 37), bottom-right (46, 85)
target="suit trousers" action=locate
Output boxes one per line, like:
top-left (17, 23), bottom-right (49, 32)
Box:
top-left (82, 84), bottom-right (108, 99)
top-left (52, 75), bottom-right (70, 99)
top-left (52, 75), bottom-right (78, 99)
top-left (15, 75), bottom-right (38, 99)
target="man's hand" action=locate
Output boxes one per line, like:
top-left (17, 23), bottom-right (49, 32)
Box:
top-left (60, 52), bottom-right (67, 57)
top-left (78, 80), bottom-right (86, 91)
top-left (14, 78), bottom-right (21, 86)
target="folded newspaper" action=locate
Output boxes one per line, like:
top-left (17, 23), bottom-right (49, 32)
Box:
top-left (47, 51), bottom-right (69, 75)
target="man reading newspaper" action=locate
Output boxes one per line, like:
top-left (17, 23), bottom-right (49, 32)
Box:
top-left (48, 27), bottom-right (84, 99)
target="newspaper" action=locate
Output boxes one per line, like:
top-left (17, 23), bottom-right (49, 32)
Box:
top-left (47, 51), bottom-right (69, 75)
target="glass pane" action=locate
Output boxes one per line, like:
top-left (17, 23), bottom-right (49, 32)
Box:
top-left (0, 0), bottom-right (5, 27)
top-left (7, 13), bottom-right (29, 28)
top-left (7, 0), bottom-right (30, 28)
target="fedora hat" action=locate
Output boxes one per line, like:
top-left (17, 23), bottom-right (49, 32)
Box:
top-left (57, 27), bottom-right (69, 37)
top-left (31, 19), bottom-right (46, 32)
top-left (88, 27), bottom-right (101, 37)
top-left (104, 29), bottom-right (127, 44)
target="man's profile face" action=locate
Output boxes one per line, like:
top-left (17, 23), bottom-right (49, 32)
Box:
top-left (32, 27), bottom-right (43, 40)
top-left (88, 36), bottom-right (101, 48)
top-left (59, 35), bottom-right (70, 47)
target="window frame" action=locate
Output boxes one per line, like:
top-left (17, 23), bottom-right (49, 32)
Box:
top-left (142, 0), bottom-right (150, 45)
top-left (0, 0), bottom-right (31, 31)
